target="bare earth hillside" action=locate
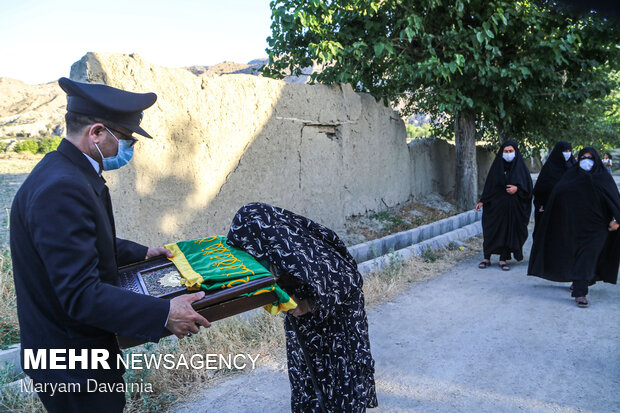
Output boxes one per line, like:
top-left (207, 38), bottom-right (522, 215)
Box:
top-left (0, 78), bottom-right (66, 138)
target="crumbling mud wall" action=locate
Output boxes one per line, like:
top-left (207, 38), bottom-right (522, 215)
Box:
top-left (70, 53), bottom-right (492, 246)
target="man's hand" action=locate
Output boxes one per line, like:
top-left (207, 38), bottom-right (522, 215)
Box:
top-left (609, 220), bottom-right (619, 232)
top-left (506, 185), bottom-right (518, 195)
top-left (538, 206), bottom-right (544, 212)
top-left (475, 202), bottom-right (483, 212)
top-left (287, 296), bottom-right (313, 317)
top-left (165, 292), bottom-right (211, 338)
top-left (146, 247), bottom-right (173, 260)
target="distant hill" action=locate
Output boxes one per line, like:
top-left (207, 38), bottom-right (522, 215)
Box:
top-left (0, 78), bottom-right (66, 140)
top-left (0, 58), bottom-right (316, 141)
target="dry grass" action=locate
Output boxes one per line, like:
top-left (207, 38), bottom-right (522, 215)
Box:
top-left (363, 237), bottom-right (482, 308)
top-left (0, 384), bottom-right (44, 413)
top-left (0, 249), bottom-right (19, 348)
top-left (0, 154), bottom-right (42, 175)
top-left (0, 157), bottom-right (40, 246)
top-left (124, 311), bottom-right (287, 412)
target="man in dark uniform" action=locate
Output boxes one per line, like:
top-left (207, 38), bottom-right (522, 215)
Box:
top-left (10, 78), bottom-right (210, 412)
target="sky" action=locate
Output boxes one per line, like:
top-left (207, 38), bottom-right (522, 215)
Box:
top-left (0, 0), bottom-right (273, 84)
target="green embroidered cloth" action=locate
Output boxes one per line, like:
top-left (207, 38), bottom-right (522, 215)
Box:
top-left (164, 236), bottom-right (296, 314)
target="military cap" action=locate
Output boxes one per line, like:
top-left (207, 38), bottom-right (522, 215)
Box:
top-left (59, 77), bottom-right (157, 139)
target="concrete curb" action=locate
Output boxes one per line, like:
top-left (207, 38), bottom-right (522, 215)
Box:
top-left (348, 209), bottom-right (482, 264)
top-left (357, 221), bottom-right (482, 275)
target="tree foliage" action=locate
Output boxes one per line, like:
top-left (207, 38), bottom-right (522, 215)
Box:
top-left (264, 0), bottom-right (620, 148)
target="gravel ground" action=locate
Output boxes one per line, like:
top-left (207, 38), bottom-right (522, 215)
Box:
top-left (171, 232), bottom-right (620, 413)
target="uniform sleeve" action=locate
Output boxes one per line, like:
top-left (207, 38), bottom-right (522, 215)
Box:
top-left (28, 178), bottom-right (170, 342)
top-left (116, 238), bottom-right (148, 267)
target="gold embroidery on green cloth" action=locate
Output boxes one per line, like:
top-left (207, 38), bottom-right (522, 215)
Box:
top-left (165, 236), bottom-right (297, 314)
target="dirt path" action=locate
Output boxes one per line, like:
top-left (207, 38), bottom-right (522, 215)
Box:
top-left (171, 232), bottom-right (620, 413)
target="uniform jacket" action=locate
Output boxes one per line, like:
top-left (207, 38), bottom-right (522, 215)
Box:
top-left (10, 139), bottom-right (169, 384)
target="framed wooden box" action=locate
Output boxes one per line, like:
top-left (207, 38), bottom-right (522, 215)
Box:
top-left (116, 255), bottom-right (278, 349)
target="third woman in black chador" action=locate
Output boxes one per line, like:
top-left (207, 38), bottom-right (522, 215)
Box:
top-left (528, 147), bottom-right (620, 307)
top-left (476, 140), bottom-right (533, 271)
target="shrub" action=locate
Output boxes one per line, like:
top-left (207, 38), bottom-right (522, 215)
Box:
top-left (37, 137), bottom-right (62, 154)
top-left (13, 137), bottom-right (62, 155)
top-left (14, 140), bottom-right (39, 155)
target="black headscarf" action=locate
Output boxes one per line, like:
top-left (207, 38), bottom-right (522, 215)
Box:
top-left (529, 147), bottom-right (620, 284)
top-left (534, 141), bottom-right (576, 206)
top-left (480, 140), bottom-right (533, 203)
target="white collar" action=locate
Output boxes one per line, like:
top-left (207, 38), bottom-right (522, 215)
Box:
top-left (82, 153), bottom-right (101, 175)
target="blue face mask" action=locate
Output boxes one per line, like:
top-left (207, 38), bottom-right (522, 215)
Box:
top-left (502, 152), bottom-right (516, 162)
top-left (579, 158), bottom-right (594, 172)
top-left (95, 127), bottom-right (134, 171)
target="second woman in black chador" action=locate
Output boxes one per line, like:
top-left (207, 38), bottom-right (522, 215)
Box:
top-left (532, 141), bottom-right (576, 237)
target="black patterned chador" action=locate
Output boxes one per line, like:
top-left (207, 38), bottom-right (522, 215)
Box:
top-left (227, 203), bottom-right (377, 412)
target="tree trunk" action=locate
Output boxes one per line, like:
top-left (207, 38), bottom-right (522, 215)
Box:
top-left (454, 114), bottom-right (478, 211)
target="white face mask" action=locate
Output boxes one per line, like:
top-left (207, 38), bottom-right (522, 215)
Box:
top-left (563, 152), bottom-right (571, 161)
top-left (502, 152), bottom-right (516, 162)
top-left (579, 159), bottom-right (594, 171)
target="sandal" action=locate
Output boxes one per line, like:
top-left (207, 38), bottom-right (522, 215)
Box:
top-left (575, 296), bottom-right (588, 307)
top-left (478, 260), bottom-right (490, 269)
top-left (499, 262), bottom-right (510, 271)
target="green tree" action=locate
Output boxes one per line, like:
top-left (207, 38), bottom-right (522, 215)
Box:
top-left (406, 123), bottom-right (432, 140)
top-left (264, 0), bottom-right (620, 210)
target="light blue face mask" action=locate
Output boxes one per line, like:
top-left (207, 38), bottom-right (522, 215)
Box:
top-left (579, 158), bottom-right (594, 172)
top-left (502, 152), bottom-right (516, 162)
top-left (95, 127), bottom-right (135, 171)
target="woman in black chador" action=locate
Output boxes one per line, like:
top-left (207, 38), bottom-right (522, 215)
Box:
top-left (532, 141), bottom-right (576, 237)
top-left (227, 202), bottom-right (377, 413)
top-left (528, 147), bottom-right (620, 307)
top-left (476, 140), bottom-right (533, 271)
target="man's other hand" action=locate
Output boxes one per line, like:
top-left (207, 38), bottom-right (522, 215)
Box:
top-left (166, 292), bottom-right (211, 338)
top-left (146, 247), bottom-right (173, 259)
